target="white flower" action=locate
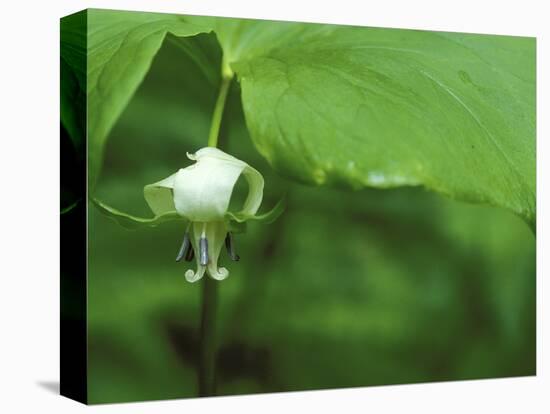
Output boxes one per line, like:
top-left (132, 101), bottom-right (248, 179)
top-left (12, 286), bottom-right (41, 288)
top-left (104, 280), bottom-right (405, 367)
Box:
top-left (144, 147), bottom-right (264, 283)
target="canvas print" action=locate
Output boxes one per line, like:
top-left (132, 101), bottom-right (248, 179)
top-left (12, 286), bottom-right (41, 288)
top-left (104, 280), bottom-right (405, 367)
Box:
top-left (60, 9), bottom-right (536, 404)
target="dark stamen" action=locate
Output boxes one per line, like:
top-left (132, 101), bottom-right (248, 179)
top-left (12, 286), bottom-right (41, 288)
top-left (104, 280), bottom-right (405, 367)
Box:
top-left (199, 237), bottom-right (209, 266)
top-left (225, 232), bottom-right (240, 261)
top-left (176, 231), bottom-right (191, 262)
top-left (185, 244), bottom-right (195, 262)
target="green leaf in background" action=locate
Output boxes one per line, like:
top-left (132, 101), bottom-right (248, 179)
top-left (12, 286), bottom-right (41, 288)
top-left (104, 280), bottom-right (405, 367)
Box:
top-left (61, 12), bottom-right (87, 213)
top-left (85, 9), bottom-right (212, 187)
top-left (67, 11), bottom-right (535, 230)
top-left (213, 21), bottom-right (535, 228)
top-left (60, 11), bottom-right (87, 159)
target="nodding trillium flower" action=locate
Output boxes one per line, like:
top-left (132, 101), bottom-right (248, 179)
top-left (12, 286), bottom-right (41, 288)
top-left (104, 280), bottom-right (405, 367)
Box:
top-left (92, 147), bottom-right (284, 283)
top-left (139, 147), bottom-right (283, 283)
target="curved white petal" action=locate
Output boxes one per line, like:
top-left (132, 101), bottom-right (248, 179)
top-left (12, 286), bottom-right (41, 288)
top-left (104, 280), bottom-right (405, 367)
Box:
top-left (239, 165), bottom-right (264, 216)
top-left (144, 148), bottom-right (264, 225)
top-left (185, 265), bottom-right (206, 283)
top-left (143, 173), bottom-right (177, 215)
top-left (173, 148), bottom-right (252, 222)
top-left (208, 265), bottom-right (229, 281)
top-left (187, 147), bottom-right (244, 164)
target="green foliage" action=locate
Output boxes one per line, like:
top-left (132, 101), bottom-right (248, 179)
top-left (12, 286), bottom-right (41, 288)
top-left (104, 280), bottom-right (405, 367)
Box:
top-left (85, 9), bottom-right (211, 187)
top-left (223, 22), bottom-right (535, 227)
top-left (60, 10), bottom-right (536, 227)
top-left (60, 11), bottom-right (87, 212)
top-left (60, 10), bottom-right (87, 158)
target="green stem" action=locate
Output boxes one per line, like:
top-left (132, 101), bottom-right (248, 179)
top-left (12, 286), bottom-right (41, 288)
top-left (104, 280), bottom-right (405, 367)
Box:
top-left (198, 65), bottom-right (234, 397)
top-left (199, 275), bottom-right (218, 396)
top-left (207, 72), bottom-right (233, 148)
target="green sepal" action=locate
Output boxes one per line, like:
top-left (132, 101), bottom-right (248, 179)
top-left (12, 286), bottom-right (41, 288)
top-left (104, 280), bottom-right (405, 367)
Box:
top-left (92, 198), bottom-right (186, 230)
top-left (225, 195), bottom-right (286, 224)
top-left (226, 219), bottom-right (248, 234)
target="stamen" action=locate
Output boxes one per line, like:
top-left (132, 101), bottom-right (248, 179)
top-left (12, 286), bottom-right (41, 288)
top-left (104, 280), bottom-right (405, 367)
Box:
top-left (199, 236), bottom-right (209, 266)
top-left (185, 245), bottom-right (195, 262)
top-left (175, 231), bottom-right (191, 262)
top-left (225, 232), bottom-right (240, 261)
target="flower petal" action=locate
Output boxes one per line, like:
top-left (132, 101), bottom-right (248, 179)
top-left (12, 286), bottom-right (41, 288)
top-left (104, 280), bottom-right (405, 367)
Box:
top-left (145, 148), bottom-right (265, 222)
top-left (144, 173), bottom-right (177, 215)
top-left (185, 264), bottom-right (206, 283)
top-left (191, 148), bottom-right (264, 218)
top-left (208, 264), bottom-right (229, 280)
top-left (173, 148), bottom-right (249, 221)
top-left (239, 164), bottom-right (264, 216)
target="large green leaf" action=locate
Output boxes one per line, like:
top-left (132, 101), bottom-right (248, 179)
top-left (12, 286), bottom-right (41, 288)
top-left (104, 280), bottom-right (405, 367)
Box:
top-left (209, 21), bottom-right (535, 228)
top-left (68, 11), bottom-right (535, 229)
top-left (85, 9), bottom-right (211, 187)
top-left (60, 11), bottom-right (87, 159)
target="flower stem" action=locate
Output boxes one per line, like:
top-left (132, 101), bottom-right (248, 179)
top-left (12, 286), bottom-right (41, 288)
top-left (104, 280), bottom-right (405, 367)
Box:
top-left (198, 63), bottom-right (234, 397)
top-left (199, 275), bottom-right (218, 396)
top-left (207, 69), bottom-right (233, 148)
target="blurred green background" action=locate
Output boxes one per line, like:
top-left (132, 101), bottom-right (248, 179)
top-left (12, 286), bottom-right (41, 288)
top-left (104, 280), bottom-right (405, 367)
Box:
top-left (87, 33), bottom-right (535, 404)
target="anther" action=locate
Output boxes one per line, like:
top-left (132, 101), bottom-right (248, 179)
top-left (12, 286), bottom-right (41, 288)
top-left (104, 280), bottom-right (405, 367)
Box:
top-left (225, 232), bottom-right (240, 261)
top-left (185, 244), bottom-right (195, 262)
top-left (176, 231), bottom-right (191, 262)
top-left (199, 237), bottom-right (209, 266)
